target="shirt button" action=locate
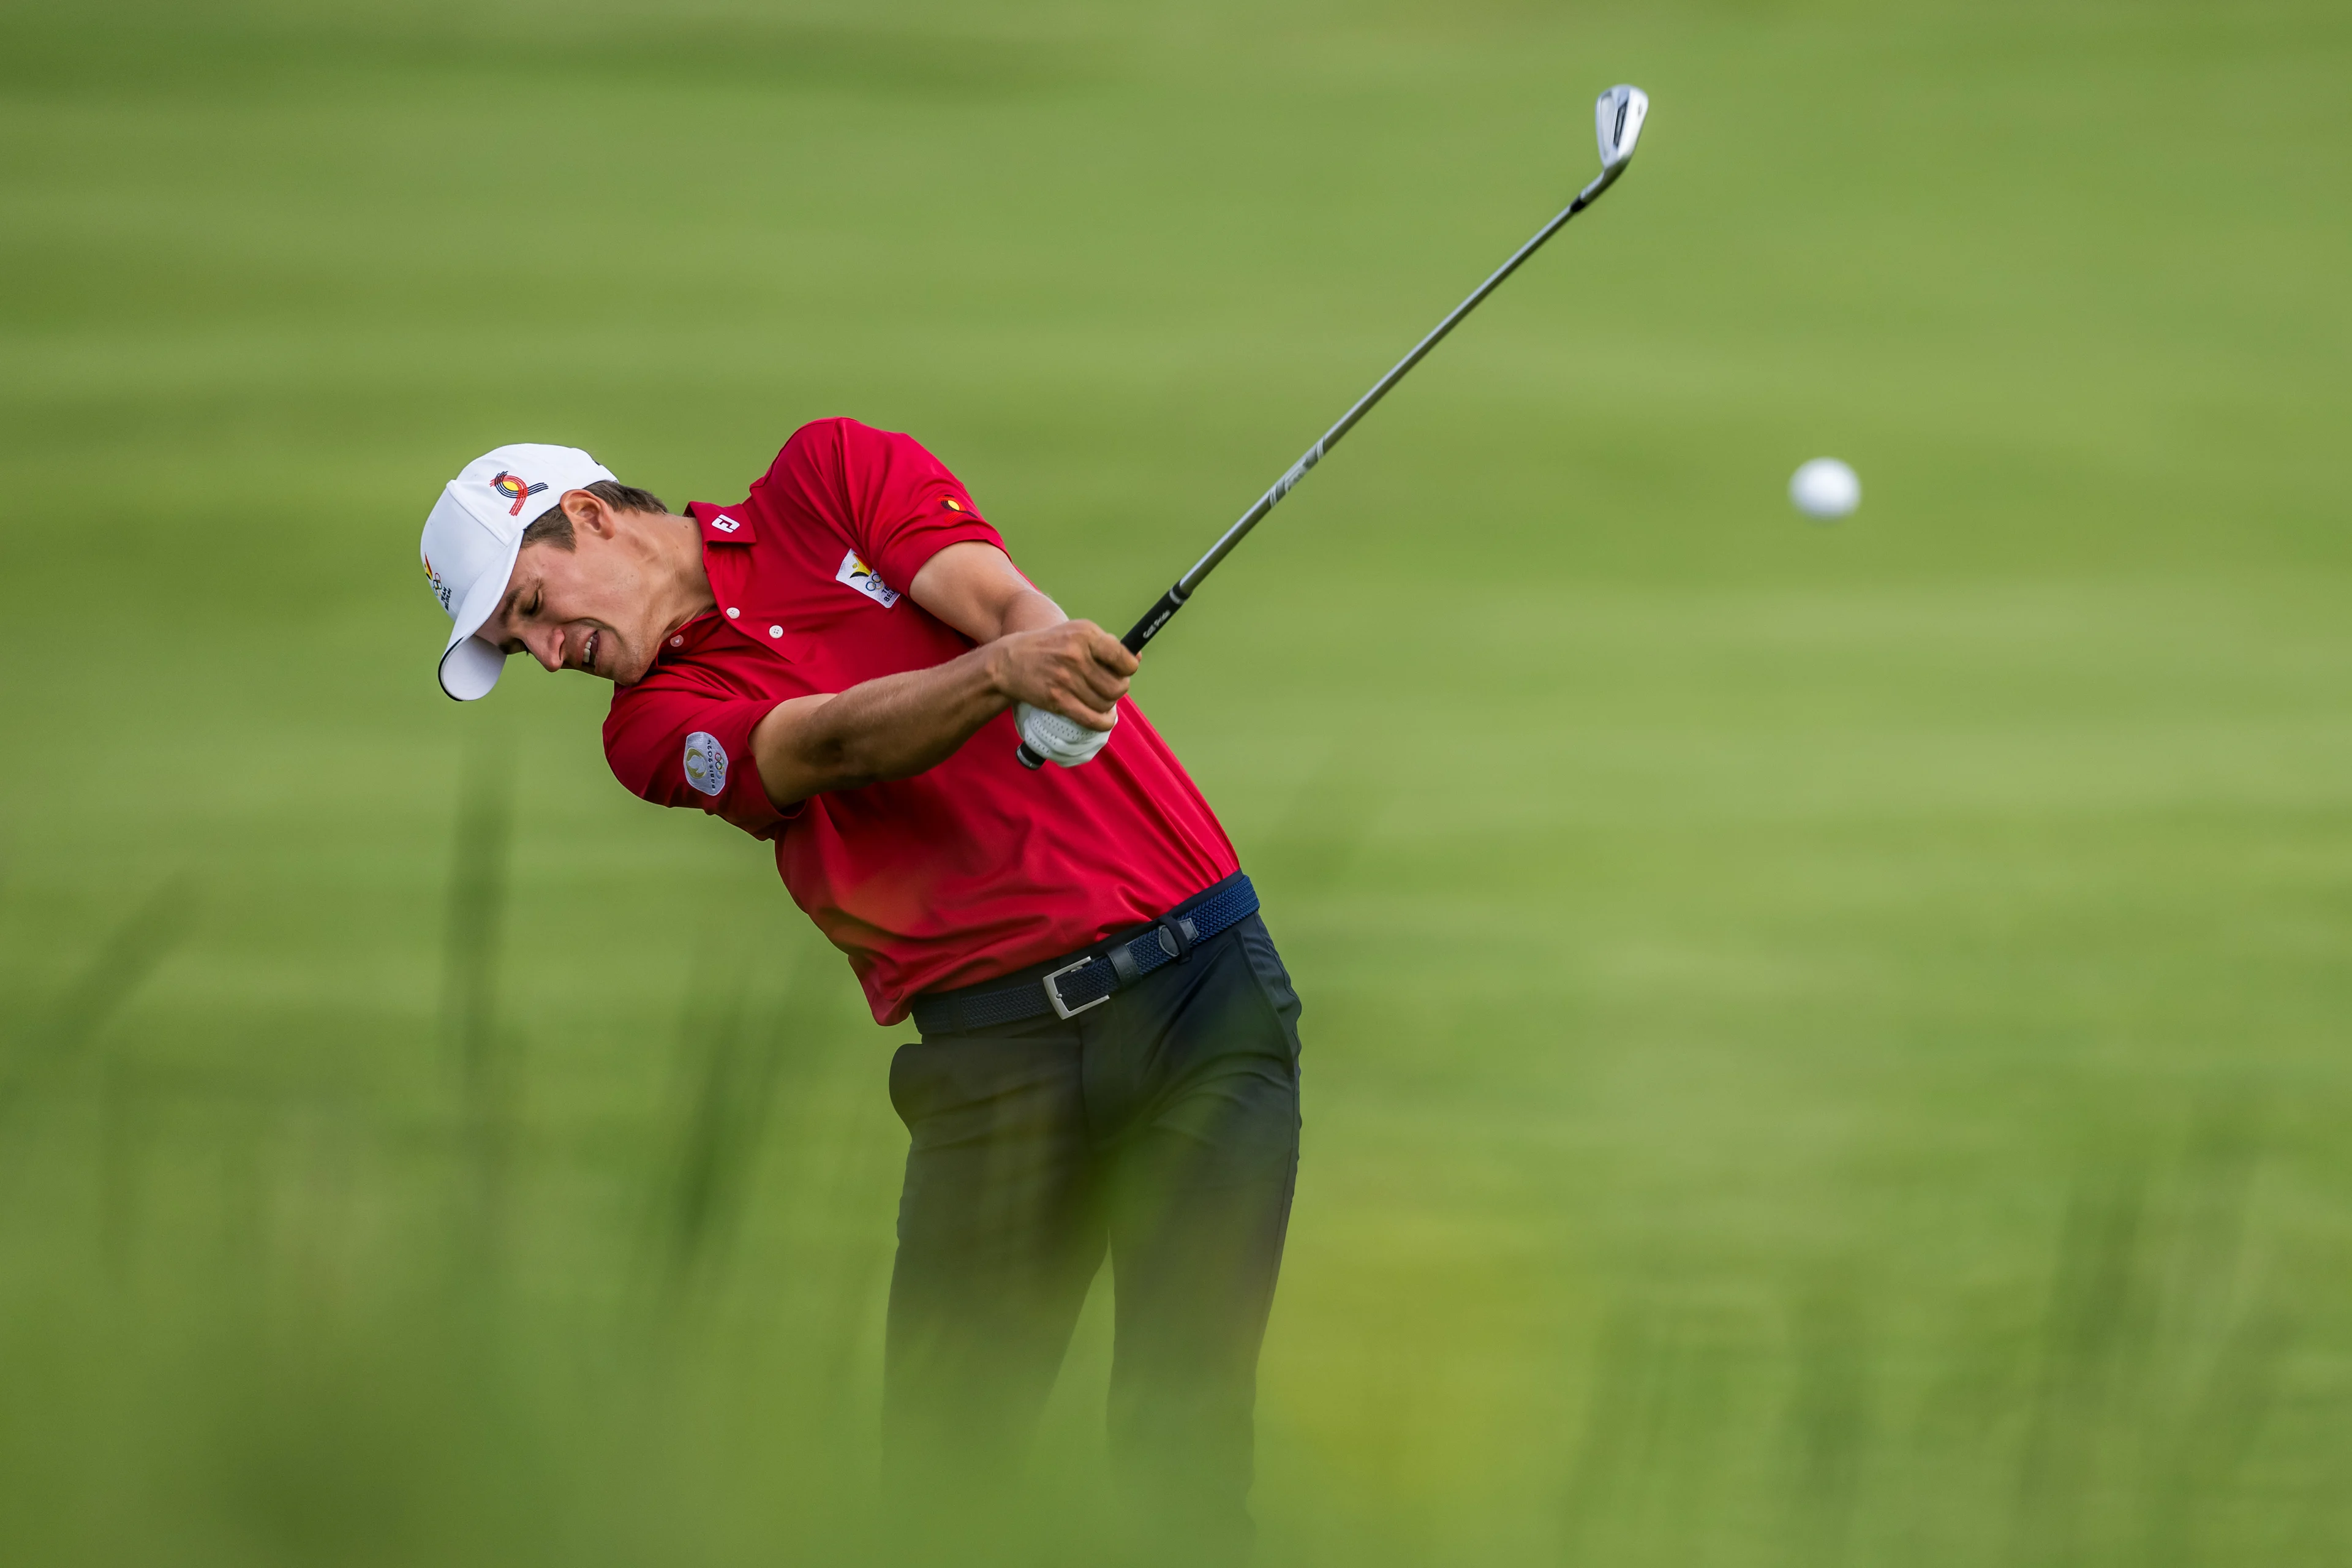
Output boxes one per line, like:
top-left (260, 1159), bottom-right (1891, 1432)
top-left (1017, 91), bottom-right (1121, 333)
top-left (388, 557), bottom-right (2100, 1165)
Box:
top-left (670, 636), bottom-right (684, 647)
top-left (768, 625), bottom-right (783, 638)
top-left (725, 608), bottom-right (739, 619)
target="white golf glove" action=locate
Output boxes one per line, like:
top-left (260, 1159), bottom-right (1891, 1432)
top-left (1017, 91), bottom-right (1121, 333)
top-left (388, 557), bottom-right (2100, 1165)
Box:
top-left (1016, 701), bottom-right (1115, 768)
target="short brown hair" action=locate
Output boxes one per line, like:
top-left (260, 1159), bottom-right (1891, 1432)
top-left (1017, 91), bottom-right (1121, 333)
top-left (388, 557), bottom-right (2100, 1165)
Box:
top-left (522, 480), bottom-right (670, 550)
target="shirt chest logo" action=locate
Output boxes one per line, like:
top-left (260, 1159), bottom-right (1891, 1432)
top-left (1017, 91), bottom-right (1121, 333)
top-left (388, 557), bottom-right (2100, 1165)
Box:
top-left (835, 549), bottom-right (901, 609)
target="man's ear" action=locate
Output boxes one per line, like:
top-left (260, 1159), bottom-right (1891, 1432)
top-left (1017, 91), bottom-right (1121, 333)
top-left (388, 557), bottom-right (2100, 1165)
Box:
top-left (563, 489), bottom-right (617, 538)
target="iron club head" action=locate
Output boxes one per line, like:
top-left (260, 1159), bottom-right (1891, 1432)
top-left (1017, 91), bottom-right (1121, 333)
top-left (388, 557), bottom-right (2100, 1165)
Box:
top-left (1596, 85), bottom-right (1649, 175)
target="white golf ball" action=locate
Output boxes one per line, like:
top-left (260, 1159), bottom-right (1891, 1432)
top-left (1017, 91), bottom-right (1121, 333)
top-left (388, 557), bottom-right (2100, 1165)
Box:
top-left (1790, 457), bottom-right (1861, 519)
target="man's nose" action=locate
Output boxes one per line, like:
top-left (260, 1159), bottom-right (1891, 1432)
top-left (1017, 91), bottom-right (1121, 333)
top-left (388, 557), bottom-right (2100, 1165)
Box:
top-left (530, 628), bottom-right (564, 672)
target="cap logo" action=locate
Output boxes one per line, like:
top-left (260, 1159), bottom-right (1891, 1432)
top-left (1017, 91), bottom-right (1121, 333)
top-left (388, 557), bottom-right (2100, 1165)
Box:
top-left (423, 552), bottom-right (454, 612)
top-left (492, 471), bottom-right (549, 517)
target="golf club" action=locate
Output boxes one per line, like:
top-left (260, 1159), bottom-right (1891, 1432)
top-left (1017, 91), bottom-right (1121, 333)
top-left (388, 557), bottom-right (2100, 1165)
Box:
top-left (1017, 83), bottom-right (1650, 769)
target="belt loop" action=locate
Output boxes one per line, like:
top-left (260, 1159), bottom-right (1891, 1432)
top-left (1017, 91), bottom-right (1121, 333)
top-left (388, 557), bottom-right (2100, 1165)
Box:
top-left (1155, 914), bottom-right (1194, 963)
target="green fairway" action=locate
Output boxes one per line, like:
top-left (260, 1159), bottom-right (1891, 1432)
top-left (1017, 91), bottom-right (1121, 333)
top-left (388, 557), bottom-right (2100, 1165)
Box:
top-left (4, 0), bottom-right (2350, 1561)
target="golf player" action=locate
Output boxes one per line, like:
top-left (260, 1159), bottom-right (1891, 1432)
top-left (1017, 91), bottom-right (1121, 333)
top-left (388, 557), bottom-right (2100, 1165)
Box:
top-left (419, 421), bottom-right (1302, 1554)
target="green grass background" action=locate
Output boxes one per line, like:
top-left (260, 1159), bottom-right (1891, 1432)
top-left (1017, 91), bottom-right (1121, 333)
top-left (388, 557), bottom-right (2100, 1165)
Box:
top-left (3, 0), bottom-right (2349, 1561)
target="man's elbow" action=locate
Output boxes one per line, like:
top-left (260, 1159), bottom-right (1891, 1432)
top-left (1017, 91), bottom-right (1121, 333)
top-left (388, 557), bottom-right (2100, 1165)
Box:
top-left (764, 733), bottom-right (910, 804)
top-left (764, 747), bottom-right (872, 805)
top-left (753, 696), bottom-right (881, 804)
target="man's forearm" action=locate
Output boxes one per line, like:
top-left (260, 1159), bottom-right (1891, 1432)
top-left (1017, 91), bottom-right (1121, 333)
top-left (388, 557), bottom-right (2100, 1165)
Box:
top-left (753, 645), bottom-right (1008, 805)
top-left (750, 548), bottom-right (1138, 806)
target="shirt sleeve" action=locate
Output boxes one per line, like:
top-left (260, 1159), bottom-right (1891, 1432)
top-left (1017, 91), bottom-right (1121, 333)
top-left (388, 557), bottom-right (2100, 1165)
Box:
top-left (791, 418), bottom-right (1009, 597)
top-left (602, 677), bottom-right (794, 840)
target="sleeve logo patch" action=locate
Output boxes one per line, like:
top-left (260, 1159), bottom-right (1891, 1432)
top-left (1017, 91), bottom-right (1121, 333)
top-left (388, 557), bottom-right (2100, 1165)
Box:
top-left (682, 731), bottom-right (728, 797)
top-left (835, 549), bottom-right (902, 608)
top-left (710, 515), bottom-right (741, 533)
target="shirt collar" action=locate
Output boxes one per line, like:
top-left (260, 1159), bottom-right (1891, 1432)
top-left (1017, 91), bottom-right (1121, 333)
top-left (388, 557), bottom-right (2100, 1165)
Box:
top-left (687, 500), bottom-right (756, 544)
top-left (655, 503), bottom-right (775, 669)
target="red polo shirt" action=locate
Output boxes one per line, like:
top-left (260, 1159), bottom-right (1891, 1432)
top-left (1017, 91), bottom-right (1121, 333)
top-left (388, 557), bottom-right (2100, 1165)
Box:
top-left (601, 418), bottom-right (1239, 1024)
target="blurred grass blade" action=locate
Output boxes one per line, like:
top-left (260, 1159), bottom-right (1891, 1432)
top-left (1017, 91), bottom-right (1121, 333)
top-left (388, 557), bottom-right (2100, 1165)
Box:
top-left (1784, 1281), bottom-right (1871, 1567)
top-left (2011, 1170), bottom-right (2147, 1564)
top-left (441, 729), bottom-right (517, 1238)
top-left (659, 946), bottom-right (794, 1284)
top-left (0, 875), bottom-right (195, 1119)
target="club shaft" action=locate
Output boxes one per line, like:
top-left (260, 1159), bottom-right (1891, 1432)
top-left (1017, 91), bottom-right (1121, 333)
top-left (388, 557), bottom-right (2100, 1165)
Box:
top-left (1118, 163), bottom-right (1621, 655)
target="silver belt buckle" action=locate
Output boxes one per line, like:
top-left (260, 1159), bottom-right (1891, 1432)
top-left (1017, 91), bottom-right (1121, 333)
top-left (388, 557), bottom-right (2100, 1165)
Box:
top-left (1042, 956), bottom-right (1110, 1020)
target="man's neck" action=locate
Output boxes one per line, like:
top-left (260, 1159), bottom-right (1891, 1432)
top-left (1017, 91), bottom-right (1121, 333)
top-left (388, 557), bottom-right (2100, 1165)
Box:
top-left (646, 510), bottom-right (718, 640)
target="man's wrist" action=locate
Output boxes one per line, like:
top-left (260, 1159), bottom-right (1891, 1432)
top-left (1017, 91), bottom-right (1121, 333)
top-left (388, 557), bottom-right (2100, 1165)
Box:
top-left (977, 635), bottom-right (1021, 707)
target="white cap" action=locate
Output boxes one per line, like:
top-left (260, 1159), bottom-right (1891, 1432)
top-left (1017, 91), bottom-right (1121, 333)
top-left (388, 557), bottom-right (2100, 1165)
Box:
top-left (421, 443), bottom-right (616, 699)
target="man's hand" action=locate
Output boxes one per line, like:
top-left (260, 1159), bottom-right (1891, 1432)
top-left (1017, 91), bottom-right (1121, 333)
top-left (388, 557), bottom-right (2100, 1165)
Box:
top-left (983, 619), bottom-right (1134, 733)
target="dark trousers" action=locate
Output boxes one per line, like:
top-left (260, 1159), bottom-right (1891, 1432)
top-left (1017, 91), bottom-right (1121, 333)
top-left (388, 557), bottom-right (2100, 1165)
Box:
top-left (883, 906), bottom-right (1303, 1561)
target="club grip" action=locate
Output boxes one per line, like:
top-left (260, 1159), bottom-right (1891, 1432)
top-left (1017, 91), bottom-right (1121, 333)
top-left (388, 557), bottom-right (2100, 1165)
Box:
top-left (1121, 585), bottom-right (1188, 654)
top-left (1016, 742), bottom-right (1046, 770)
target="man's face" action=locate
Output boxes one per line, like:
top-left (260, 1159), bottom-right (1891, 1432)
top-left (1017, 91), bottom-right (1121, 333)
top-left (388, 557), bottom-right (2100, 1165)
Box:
top-left (474, 503), bottom-right (665, 685)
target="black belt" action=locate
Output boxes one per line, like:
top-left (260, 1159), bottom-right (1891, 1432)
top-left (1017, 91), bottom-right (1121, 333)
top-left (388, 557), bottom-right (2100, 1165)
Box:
top-left (911, 873), bottom-right (1259, 1035)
